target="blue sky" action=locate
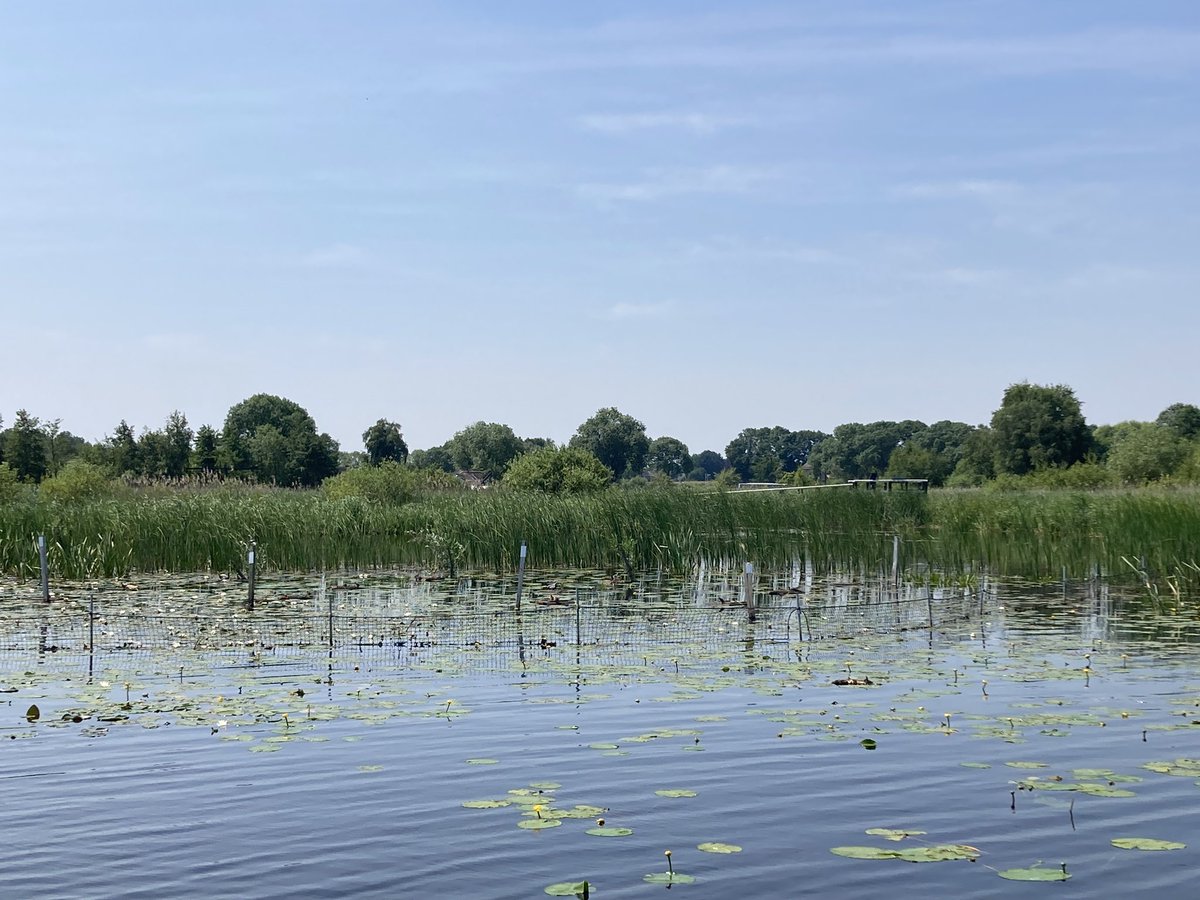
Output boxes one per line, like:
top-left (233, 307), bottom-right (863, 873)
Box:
top-left (2, 2), bottom-right (1197, 455)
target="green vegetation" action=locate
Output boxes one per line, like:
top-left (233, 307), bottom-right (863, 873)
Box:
top-left (2, 480), bottom-right (1198, 585)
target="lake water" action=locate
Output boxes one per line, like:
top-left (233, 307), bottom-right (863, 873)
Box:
top-left (3, 571), bottom-right (1199, 898)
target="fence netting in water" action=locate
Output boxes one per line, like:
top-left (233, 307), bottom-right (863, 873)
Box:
top-left (0, 572), bottom-right (996, 674)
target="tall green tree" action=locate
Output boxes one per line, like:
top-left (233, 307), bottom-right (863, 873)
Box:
top-left (4, 410), bottom-right (48, 483)
top-left (221, 394), bottom-right (339, 486)
top-left (691, 450), bottom-right (728, 480)
top-left (990, 383), bottom-right (1091, 475)
top-left (106, 420), bottom-right (140, 476)
top-left (410, 444), bottom-right (455, 472)
top-left (646, 436), bottom-right (692, 480)
top-left (569, 408), bottom-right (650, 479)
top-left (448, 421), bottom-right (524, 478)
top-left (809, 421), bottom-right (923, 480)
top-left (1155, 403), bottom-right (1200, 440)
top-left (163, 411), bottom-right (193, 477)
top-left (363, 419), bottom-right (409, 466)
top-left (1105, 422), bottom-right (1189, 483)
top-left (726, 427), bottom-right (827, 481)
top-left (192, 425), bottom-right (220, 475)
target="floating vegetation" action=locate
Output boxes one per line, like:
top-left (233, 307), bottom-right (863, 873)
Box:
top-left (654, 789), bottom-right (698, 798)
top-left (697, 842), bottom-right (742, 854)
top-left (865, 828), bottom-right (927, 842)
top-left (544, 881), bottom-right (591, 897)
top-left (585, 826), bottom-right (633, 837)
top-left (1110, 838), bottom-right (1186, 851)
top-left (465, 758), bottom-right (499, 765)
top-left (996, 864), bottom-right (1070, 881)
top-left (832, 844), bottom-right (979, 863)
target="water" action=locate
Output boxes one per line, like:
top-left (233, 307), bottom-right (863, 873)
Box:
top-left (2, 573), bottom-right (1199, 898)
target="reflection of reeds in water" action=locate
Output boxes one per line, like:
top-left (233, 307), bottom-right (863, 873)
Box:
top-left (0, 487), bottom-right (1197, 587)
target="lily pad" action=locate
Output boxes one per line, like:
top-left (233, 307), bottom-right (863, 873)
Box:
top-left (586, 826), bottom-right (633, 837)
top-left (644, 872), bottom-right (697, 884)
top-left (462, 799), bottom-right (511, 809)
top-left (466, 758), bottom-right (499, 765)
top-left (865, 828), bottom-right (927, 842)
top-left (518, 818), bottom-right (562, 830)
top-left (1111, 837), bottom-right (1186, 851)
top-left (831, 846), bottom-right (901, 860)
top-left (698, 842), bottom-right (742, 854)
top-left (960, 762), bottom-right (991, 769)
top-left (1005, 761), bottom-right (1048, 769)
top-left (997, 865), bottom-right (1071, 881)
top-left (544, 881), bottom-right (590, 896)
top-left (655, 789), bottom-right (698, 798)
top-left (895, 844), bottom-right (980, 863)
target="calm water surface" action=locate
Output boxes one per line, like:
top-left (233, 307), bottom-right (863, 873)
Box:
top-left (2, 574), bottom-right (1198, 898)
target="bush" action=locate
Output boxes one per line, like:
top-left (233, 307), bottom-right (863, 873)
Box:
top-left (38, 460), bottom-right (118, 503)
top-left (322, 461), bottom-right (455, 505)
top-left (502, 447), bottom-right (612, 493)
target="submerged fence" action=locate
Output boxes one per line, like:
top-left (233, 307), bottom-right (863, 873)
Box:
top-left (1, 574), bottom-right (995, 676)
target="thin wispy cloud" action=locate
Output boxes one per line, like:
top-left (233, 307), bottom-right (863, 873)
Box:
top-left (576, 111), bottom-right (751, 135)
top-left (892, 180), bottom-right (1020, 200)
top-left (605, 301), bottom-right (672, 320)
top-left (301, 243), bottom-right (368, 268)
top-left (577, 165), bottom-right (775, 205)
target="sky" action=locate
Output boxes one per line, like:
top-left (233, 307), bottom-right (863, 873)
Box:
top-left (2, 1), bottom-right (1198, 455)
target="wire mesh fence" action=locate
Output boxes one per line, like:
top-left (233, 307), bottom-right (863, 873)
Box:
top-left (1, 572), bottom-right (997, 676)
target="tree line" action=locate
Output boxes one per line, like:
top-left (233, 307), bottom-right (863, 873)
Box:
top-left (2, 384), bottom-right (1199, 496)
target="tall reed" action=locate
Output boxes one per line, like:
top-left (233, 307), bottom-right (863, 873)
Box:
top-left (0, 485), bottom-right (1195, 583)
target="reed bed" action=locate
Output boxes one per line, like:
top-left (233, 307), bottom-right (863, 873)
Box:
top-left (0, 486), bottom-right (1195, 585)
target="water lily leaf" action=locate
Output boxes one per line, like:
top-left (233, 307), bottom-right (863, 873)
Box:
top-left (698, 842), bottom-right (742, 854)
top-left (588, 742), bottom-right (619, 750)
top-left (865, 828), bottom-right (927, 842)
top-left (895, 844), bottom-right (980, 863)
top-left (1143, 758), bottom-right (1200, 777)
top-left (1111, 837), bottom-right (1186, 851)
top-left (249, 743), bottom-right (281, 752)
top-left (960, 762), bottom-right (991, 768)
top-left (357, 764), bottom-right (383, 772)
top-left (831, 846), bottom-right (901, 860)
top-left (462, 799), bottom-right (511, 809)
top-left (517, 818), bottom-right (562, 830)
top-left (997, 865), bottom-right (1070, 881)
top-left (466, 758), bottom-right (499, 765)
top-left (544, 880), bottom-right (590, 896)
top-left (655, 789), bottom-right (698, 798)
top-left (529, 781), bottom-right (561, 790)
top-left (1005, 761), bottom-right (1048, 769)
top-left (1074, 784), bottom-right (1136, 798)
top-left (586, 826), bottom-right (633, 837)
top-left (644, 872), bottom-right (697, 884)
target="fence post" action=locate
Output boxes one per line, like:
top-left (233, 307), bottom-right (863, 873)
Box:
top-left (88, 594), bottom-right (95, 680)
top-left (247, 541), bottom-right (257, 611)
top-left (891, 534), bottom-right (900, 589)
top-left (575, 587), bottom-right (582, 649)
top-left (515, 542), bottom-right (527, 614)
top-left (38, 535), bottom-right (50, 603)
top-left (743, 562), bottom-right (756, 623)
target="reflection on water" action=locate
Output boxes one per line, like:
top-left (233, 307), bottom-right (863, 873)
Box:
top-left (3, 570), bottom-right (1200, 897)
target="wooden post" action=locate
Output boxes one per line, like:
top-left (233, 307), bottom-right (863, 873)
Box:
top-left (743, 562), bottom-right (756, 623)
top-left (38, 535), bottom-right (50, 603)
top-left (891, 534), bottom-right (900, 589)
top-left (247, 541), bottom-right (257, 611)
top-left (515, 542), bottom-right (527, 614)
top-left (575, 587), bottom-right (582, 649)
